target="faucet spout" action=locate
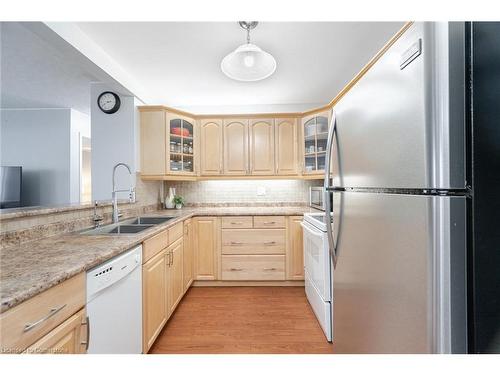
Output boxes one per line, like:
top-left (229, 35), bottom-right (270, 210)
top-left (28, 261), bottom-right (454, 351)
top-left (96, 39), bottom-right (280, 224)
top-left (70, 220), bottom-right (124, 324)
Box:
top-left (111, 163), bottom-right (134, 223)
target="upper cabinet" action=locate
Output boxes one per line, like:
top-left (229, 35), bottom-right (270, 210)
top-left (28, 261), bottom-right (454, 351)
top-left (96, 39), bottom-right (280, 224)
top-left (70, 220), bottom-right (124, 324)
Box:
top-left (223, 119), bottom-right (249, 175)
top-left (140, 109), bottom-right (196, 179)
top-left (140, 110), bottom-right (167, 176)
top-left (200, 119), bottom-right (223, 175)
top-left (275, 118), bottom-right (298, 175)
top-left (301, 110), bottom-right (331, 175)
top-left (167, 113), bottom-right (195, 175)
top-left (140, 106), bottom-right (328, 180)
top-left (249, 119), bottom-right (275, 175)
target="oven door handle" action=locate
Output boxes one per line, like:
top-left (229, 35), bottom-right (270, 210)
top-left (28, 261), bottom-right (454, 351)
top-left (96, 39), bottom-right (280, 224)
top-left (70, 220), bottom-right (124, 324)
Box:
top-left (300, 221), bottom-right (324, 238)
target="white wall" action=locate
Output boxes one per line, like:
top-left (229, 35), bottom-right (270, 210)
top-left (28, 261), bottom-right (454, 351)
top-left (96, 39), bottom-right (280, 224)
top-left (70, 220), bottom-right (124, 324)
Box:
top-left (0, 108), bottom-right (85, 206)
top-left (70, 109), bottom-right (91, 203)
top-left (90, 83), bottom-right (137, 201)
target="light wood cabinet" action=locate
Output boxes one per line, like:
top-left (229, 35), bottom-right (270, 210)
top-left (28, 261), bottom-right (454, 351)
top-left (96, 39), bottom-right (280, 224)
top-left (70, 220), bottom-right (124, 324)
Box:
top-left (275, 118), bottom-right (299, 175)
top-left (0, 273), bottom-right (85, 353)
top-left (221, 216), bottom-right (253, 229)
top-left (221, 255), bottom-right (285, 281)
top-left (194, 217), bottom-right (220, 280)
top-left (140, 109), bottom-right (196, 178)
top-left (183, 219), bottom-right (194, 292)
top-left (253, 216), bottom-right (286, 229)
top-left (222, 229), bottom-right (285, 255)
top-left (142, 249), bottom-right (168, 352)
top-left (26, 308), bottom-right (87, 354)
top-left (142, 222), bottom-right (190, 352)
top-left (223, 119), bottom-right (249, 175)
top-left (166, 113), bottom-right (196, 175)
top-left (140, 110), bottom-right (167, 176)
top-left (249, 118), bottom-right (275, 175)
top-left (286, 216), bottom-right (305, 280)
top-left (168, 238), bottom-right (184, 314)
top-left (200, 119), bottom-right (223, 175)
top-left (301, 110), bottom-right (331, 175)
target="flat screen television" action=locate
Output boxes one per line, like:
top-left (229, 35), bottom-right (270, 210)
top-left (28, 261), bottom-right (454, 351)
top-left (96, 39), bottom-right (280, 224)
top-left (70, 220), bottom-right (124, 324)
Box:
top-left (0, 166), bottom-right (22, 208)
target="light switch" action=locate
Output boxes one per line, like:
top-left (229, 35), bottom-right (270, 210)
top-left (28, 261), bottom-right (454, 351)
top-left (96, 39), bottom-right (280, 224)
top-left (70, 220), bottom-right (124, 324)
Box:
top-left (256, 186), bottom-right (266, 196)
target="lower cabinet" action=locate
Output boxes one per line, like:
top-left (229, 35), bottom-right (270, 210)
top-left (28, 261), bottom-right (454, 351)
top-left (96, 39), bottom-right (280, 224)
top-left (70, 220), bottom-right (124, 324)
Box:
top-left (25, 308), bottom-right (87, 354)
top-left (142, 248), bottom-right (168, 352)
top-left (194, 217), bottom-right (220, 280)
top-left (183, 219), bottom-right (194, 291)
top-left (221, 255), bottom-right (285, 280)
top-left (168, 238), bottom-right (184, 315)
top-left (286, 216), bottom-right (305, 280)
top-left (141, 215), bottom-right (304, 351)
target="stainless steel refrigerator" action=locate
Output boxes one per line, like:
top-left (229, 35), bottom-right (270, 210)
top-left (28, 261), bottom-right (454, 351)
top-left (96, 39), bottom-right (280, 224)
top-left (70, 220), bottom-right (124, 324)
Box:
top-left (323, 22), bottom-right (469, 353)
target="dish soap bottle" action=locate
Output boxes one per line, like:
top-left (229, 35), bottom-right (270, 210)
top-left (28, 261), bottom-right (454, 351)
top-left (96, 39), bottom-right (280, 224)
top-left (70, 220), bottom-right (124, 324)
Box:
top-left (165, 187), bottom-right (176, 209)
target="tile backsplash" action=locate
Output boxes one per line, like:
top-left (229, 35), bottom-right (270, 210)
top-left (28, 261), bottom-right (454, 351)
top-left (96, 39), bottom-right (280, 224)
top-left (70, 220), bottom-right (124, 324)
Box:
top-left (164, 179), bottom-right (322, 205)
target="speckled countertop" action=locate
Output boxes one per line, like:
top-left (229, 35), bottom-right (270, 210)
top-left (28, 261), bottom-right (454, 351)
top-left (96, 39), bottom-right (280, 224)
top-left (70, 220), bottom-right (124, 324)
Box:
top-left (1, 206), bottom-right (319, 313)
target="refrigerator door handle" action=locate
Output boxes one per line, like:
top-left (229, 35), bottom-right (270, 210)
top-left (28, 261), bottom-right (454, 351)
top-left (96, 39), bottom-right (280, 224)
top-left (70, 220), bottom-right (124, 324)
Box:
top-left (324, 112), bottom-right (338, 267)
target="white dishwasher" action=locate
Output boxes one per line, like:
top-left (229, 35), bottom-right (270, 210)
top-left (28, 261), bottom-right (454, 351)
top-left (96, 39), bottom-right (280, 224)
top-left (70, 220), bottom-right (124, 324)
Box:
top-left (86, 245), bottom-right (142, 353)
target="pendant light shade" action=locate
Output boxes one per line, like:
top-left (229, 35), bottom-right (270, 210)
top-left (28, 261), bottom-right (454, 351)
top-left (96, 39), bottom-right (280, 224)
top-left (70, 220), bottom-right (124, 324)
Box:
top-left (221, 22), bottom-right (277, 82)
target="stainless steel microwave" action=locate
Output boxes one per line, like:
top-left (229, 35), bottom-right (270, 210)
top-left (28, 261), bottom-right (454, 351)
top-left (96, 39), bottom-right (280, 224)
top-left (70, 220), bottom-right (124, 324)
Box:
top-left (309, 186), bottom-right (329, 210)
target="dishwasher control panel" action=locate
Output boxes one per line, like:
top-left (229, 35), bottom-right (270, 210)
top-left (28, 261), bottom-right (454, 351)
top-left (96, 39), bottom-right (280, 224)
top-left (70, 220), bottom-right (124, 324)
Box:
top-left (86, 245), bottom-right (142, 302)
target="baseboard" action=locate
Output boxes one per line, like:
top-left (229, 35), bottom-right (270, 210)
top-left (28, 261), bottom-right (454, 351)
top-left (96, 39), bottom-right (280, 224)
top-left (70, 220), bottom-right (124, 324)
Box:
top-left (192, 280), bottom-right (305, 287)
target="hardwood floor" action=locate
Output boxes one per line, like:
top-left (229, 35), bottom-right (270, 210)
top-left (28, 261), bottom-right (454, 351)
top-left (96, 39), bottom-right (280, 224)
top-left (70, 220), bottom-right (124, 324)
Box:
top-left (149, 286), bottom-right (334, 354)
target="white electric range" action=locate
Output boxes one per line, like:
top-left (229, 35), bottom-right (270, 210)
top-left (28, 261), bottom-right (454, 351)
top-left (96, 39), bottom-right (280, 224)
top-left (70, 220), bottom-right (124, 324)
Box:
top-left (302, 212), bottom-right (333, 342)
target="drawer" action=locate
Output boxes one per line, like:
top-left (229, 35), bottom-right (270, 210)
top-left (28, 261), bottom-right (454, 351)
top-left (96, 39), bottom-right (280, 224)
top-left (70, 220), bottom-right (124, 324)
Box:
top-left (143, 229), bottom-right (169, 263)
top-left (25, 308), bottom-right (87, 354)
top-left (168, 222), bottom-right (183, 244)
top-left (221, 255), bottom-right (285, 280)
top-left (253, 216), bottom-right (286, 229)
top-left (0, 273), bottom-right (86, 353)
top-left (222, 229), bottom-right (285, 255)
top-left (221, 216), bottom-right (253, 229)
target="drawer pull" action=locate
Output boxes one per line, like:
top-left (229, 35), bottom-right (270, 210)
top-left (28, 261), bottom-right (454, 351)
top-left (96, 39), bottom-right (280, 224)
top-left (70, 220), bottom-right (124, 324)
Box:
top-left (263, 221), bottom-right (276, 225)
top-left (263, 268), bottom-right (277, 271)
top-left (264, 241), bottom-right (276, 246)
top-left (230, 241), bottom-right (244, 245)
top-left (229, 268), bottom-right (243, 271)
top-left (81, 316), bottom-right (90, 351)
top-left (230, 222), bottom-right (244, 225)
top-left (23, 304), bottom-right (67, 332)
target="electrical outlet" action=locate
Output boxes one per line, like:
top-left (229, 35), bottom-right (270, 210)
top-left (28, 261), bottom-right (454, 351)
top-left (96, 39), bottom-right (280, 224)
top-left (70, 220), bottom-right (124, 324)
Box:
top-left (256, 186), bottom-right (266, 196)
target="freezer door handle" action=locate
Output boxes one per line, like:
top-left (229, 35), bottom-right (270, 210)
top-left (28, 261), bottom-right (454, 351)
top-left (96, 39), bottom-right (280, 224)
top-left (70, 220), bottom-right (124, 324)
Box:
top-left (324, 112), bottom-right (338, 267)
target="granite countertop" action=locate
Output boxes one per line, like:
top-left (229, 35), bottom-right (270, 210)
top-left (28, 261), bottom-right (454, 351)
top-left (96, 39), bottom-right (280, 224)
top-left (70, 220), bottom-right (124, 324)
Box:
top-left (0, 206), bottom-right (319, 313)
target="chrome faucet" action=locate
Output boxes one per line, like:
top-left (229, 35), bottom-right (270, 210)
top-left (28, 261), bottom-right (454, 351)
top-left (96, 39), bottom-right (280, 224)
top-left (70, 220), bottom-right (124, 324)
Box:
top-left (93, 201), bottom-right (104, 228)
top-left (112, 163), bottom-right (136, 223)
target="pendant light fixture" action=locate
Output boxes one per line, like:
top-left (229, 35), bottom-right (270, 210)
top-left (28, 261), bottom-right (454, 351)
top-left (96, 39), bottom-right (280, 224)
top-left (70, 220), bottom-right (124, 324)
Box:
top-left (221, 21), bottom-right (277, 82)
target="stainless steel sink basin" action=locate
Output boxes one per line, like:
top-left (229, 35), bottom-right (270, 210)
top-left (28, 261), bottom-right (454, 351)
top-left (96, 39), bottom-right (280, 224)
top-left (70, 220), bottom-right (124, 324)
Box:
top-left (121, 216), bottom-right (175, 225)
top-left (80, 216), bottom-right (176, 235)
top-left (80, 223), bottom-right (153, 235)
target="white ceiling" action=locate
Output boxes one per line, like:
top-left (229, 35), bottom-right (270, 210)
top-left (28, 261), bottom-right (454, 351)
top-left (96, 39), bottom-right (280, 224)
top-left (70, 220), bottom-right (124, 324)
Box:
top-left (75, 22), bottom-right (404, 114)
top-left (1, 22), bottom-right (132, 115)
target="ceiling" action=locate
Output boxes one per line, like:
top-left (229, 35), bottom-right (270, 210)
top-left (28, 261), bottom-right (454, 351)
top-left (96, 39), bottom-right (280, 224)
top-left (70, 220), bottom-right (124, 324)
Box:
top-left (75, 22), bottom-right (404, 114)
top-left (0, 22), bottom-right (132, 115)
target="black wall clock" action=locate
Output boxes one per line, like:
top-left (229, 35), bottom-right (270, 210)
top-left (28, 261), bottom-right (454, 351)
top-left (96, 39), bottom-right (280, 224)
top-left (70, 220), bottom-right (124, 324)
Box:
top-left (97, 91), bottom-right (121, 114)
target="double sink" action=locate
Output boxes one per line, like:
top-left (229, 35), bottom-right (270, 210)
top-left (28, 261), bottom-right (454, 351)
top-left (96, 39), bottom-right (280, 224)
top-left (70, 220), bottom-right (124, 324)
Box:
top-left (81, 216), bottom-right (176, 235)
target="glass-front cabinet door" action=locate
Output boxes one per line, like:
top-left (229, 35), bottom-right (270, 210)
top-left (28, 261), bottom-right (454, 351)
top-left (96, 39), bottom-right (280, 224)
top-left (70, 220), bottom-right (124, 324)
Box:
top-left (167, 114), bottom-right (195, 175)
top-left (302, 110), bottom-right (331, 174)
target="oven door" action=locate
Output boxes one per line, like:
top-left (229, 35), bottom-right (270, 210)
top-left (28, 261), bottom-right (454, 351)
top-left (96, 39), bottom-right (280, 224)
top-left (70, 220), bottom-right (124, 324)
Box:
top-left (301, 220), bottom-right (331, 301)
